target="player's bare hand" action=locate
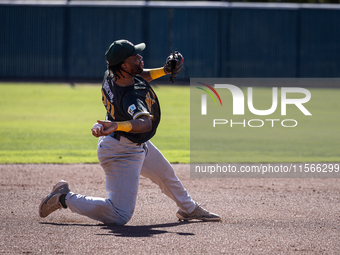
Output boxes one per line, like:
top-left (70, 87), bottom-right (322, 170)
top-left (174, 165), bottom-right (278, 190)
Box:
top-left (91, 120), bottom-right (117, 137)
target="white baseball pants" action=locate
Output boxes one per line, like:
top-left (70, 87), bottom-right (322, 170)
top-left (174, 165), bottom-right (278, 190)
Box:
top-left (65, 135), bottom-right (196, 225)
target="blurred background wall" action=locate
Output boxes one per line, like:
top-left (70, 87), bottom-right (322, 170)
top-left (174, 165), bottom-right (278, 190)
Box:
top-left (0, 1), bottom-right (339, 82)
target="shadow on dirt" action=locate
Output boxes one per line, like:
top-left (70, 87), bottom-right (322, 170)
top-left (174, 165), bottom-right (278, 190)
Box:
top-left (40, 221), bottom-right (198, 238)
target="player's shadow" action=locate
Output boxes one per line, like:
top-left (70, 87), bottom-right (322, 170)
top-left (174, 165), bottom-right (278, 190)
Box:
top-left (40, 221), bottom-right (198, 238)
top-left (99, 221), bottom-right (197, 237)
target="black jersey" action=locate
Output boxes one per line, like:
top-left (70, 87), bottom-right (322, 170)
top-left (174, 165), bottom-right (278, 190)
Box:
top-left (101, 71), bottom-right (161, 144)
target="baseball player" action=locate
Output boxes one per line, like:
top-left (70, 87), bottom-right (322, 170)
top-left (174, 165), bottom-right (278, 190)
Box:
top-left (39, 39), bottom-right (221, 225)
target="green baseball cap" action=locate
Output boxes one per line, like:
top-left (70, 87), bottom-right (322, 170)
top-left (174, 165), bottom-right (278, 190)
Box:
top-left (105, 39), bottom-right (146, 66)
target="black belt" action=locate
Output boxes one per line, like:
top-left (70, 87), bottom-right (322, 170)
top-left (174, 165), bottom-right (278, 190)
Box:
top-left (111, 132), bottom-right (121, 141)
top-left (110, 132), bottom-right (143, 146)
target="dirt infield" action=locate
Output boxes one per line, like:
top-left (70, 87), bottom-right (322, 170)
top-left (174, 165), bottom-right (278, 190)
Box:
top-left (1, 164), bottom-right (339, 254)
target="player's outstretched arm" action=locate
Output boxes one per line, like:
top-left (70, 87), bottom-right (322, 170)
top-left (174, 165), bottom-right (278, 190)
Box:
top-left (140, 51), bottom-right (184, 83)
top-left (140, 67), bottom-right (170, 82)
top-left (91, 115), bottom-right (152, 137)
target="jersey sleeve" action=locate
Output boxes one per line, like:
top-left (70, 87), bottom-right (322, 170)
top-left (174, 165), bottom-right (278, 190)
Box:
top-left (122, 95), bottom-right (152, 120)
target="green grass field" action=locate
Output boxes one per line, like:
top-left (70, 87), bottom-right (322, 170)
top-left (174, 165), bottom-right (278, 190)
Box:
top-left (0, 83), bottom-right (189, 164)
top-left (0, 83), bottom-right (339, 164)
